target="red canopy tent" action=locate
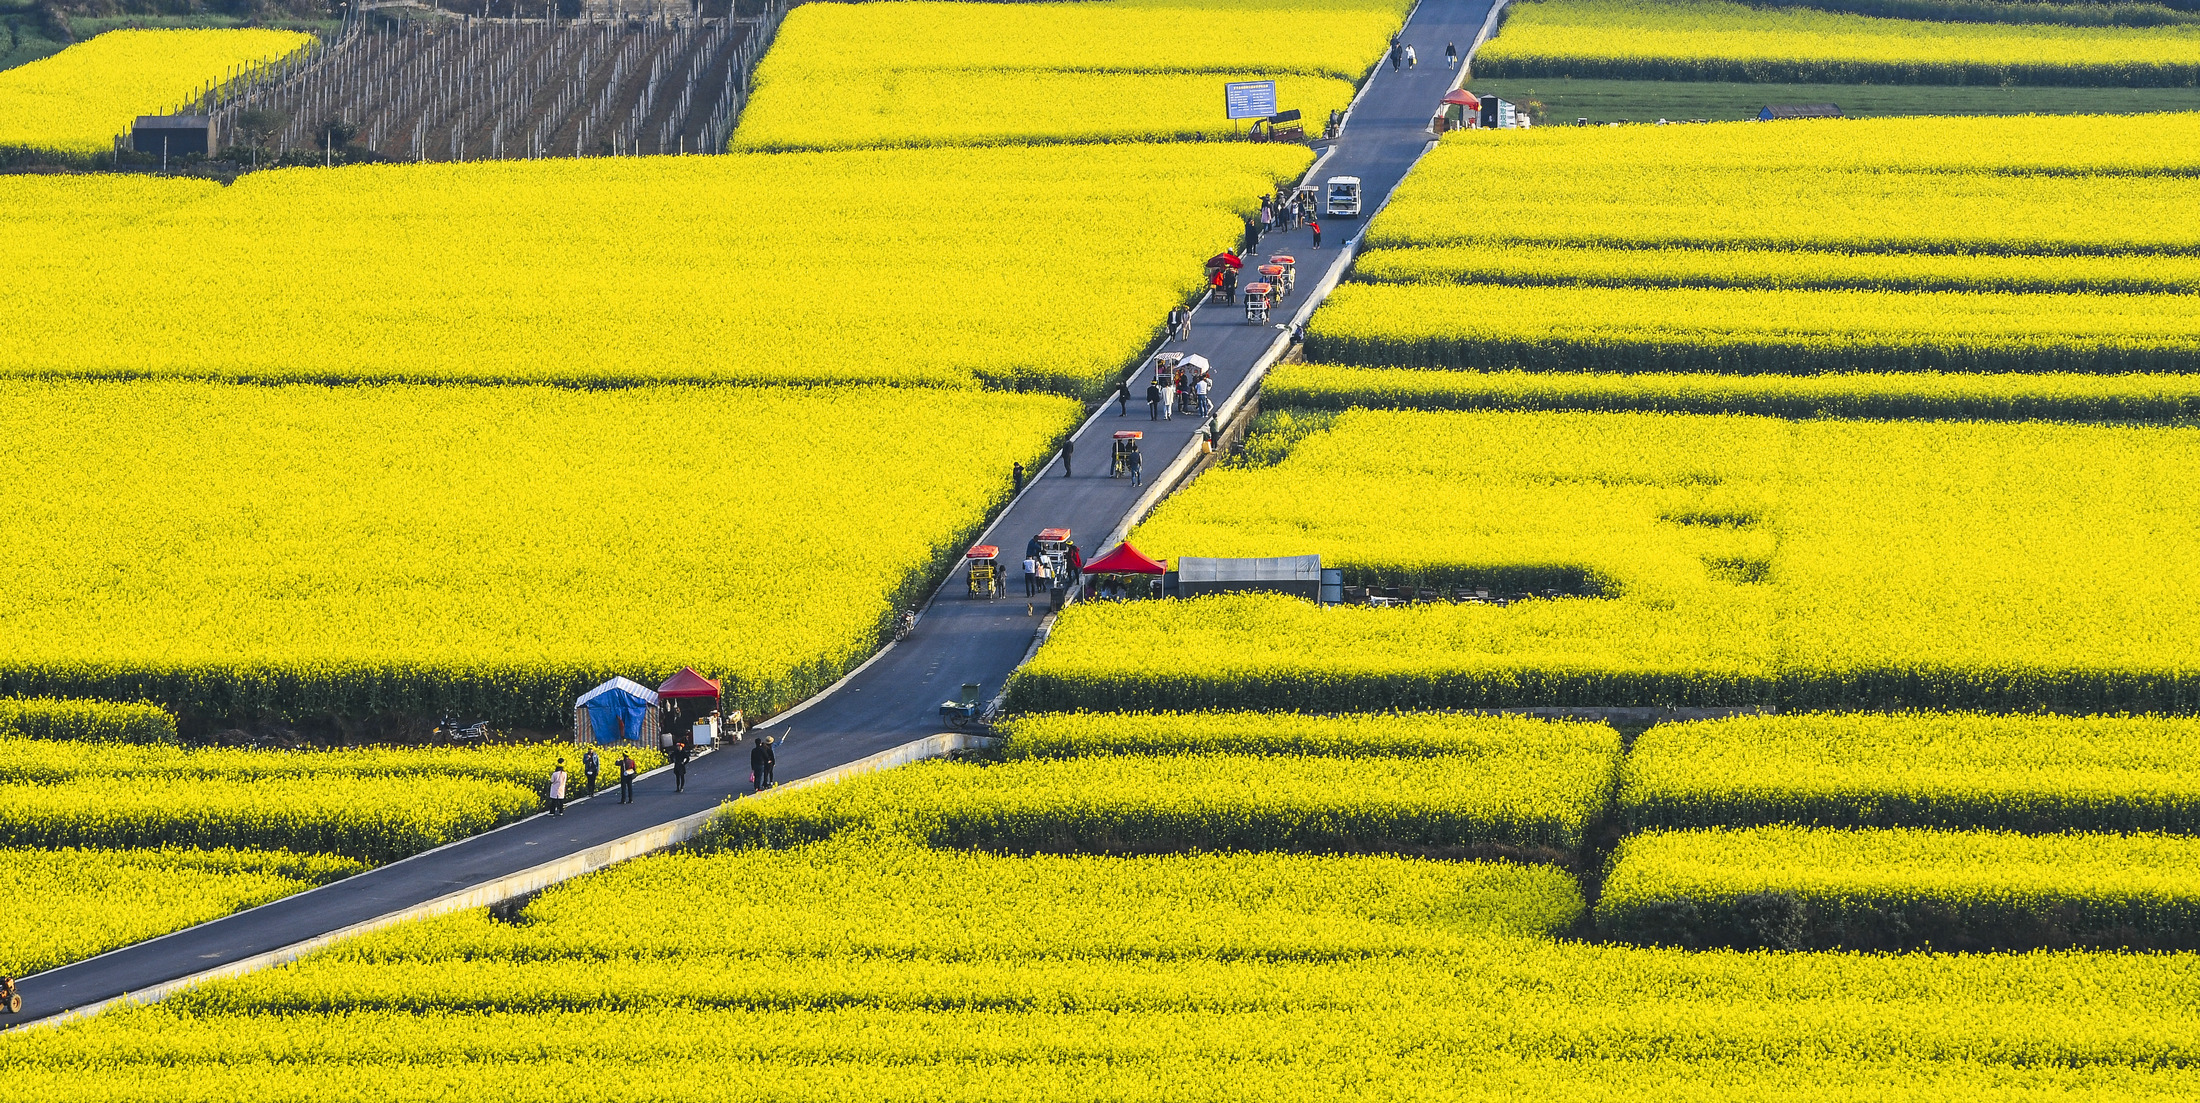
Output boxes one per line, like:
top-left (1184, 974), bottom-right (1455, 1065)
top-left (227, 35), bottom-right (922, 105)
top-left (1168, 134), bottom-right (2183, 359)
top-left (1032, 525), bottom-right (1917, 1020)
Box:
top-left (1084, 542), bottom-right (1167, 574)
top-left (657, 667), bottom-right (721, 698)
top-left (654, 667), bottom-right (724, 748)
top-left (1442, 89), bottom-right (1478, 106)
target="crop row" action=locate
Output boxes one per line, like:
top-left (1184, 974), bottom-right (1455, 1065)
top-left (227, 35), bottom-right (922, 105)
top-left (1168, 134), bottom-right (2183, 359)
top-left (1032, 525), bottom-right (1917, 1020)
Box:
top-left (1263, 364), bottom-right (2200, 422)
top-left (0, 697), bottom-right (174, 745)
top-left (0, 143), bottom-right (1305, 396)
top-left (9, 842), bottom-right (2200, 1097)
top-left (0, 29), bottom-right (311, 156)
top-left (996, 709), bottom-right (1606, 759)
top-left (3, 846), bottom-right (361, 978)
top-left (1014, 410), bottom-right (2200, 712)
top-left (0, 380), bottom-right (1072, 727)
top-left (705, 738), bottom-right (1618, 858)
top-left (1475, 0), bottom-right (2200, 85)
top-left (1623, 712), bottom-right (2200, 833)
top-left (0, 737), bottom-right (655, 788)
top-left (1305, 282), bottom-right (2200, 374)
top-left (1600, 825), bottom-right (2200, 951)
top-left (732, 0), bottom-right (1407, 151)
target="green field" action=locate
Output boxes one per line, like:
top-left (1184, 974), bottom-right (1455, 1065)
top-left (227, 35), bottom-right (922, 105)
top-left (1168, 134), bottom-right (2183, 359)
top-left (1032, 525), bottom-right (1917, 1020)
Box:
top-left (1465, 76), bottom-right (2200, 121)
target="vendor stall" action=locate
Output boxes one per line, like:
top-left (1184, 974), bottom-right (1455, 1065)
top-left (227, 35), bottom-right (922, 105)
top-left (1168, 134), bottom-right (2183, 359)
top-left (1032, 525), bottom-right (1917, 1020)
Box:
top-left (574, 677), bottom-right (660, 746)
top-left (1084, 541), bottom-right (1167, 600)
top-left (656, 666), bottom-right (726, 747)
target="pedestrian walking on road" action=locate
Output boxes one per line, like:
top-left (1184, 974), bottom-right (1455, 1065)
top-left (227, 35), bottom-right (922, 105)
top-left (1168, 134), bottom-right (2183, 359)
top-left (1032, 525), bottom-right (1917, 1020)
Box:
top-left (1196, 375), bottom-right (1212, 416)
top-left (1117, 377), bottom-right (1132, 415)
top-left (1062, 437), bottom-right (1074, 477)
top-left (1128, 447), bottom-right (1143, 486)
top-left (1013, 461), bottom-right (1024, 491)
top-left (618, 751), bottom-right (637, 804)
top-left (751, 735), bottom-right (776, 791)
top-left (1168, 306), bottom-right (1189, 342)
top-left (1146, 381), bottom-right (1162, 420)
top-left (1389, 42), bottom-right (1402, 70)
top-left (1446, 41), bottom-right (1458, 69)
top-left (547, 760), bottom-right (568, 816)
top-left (1405, 44), bottom-right (1417, 69)
top-left (582, 747), bottom-right (600, 797)
top-left (1161, 375), bottom-right (1177, 420)
top-left (671, 741), bottom-right (690, 794)
top-left (1310, 219), bottom-right (1322, 249)
top-left (1223, 267), bottom-right (1238, 303)
top-left (1069, 544), bottom-right (1084, 584)
top-left (1024, 555), bottom-right (1041, 596)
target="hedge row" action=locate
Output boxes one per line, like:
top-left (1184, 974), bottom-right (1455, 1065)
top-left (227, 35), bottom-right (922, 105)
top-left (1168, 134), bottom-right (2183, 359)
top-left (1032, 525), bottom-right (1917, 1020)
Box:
top-left (0, 696), bottom-right (176, 745)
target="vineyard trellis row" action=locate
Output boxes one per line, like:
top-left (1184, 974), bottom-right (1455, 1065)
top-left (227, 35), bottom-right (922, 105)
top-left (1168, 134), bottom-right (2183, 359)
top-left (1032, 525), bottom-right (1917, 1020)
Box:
top-left (131, 0), bottom-right (787, 162)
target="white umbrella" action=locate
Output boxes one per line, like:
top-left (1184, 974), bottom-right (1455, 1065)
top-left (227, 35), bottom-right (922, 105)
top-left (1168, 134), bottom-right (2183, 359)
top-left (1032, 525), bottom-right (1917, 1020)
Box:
top-left (1181, 354), bottom-right (1212, 373)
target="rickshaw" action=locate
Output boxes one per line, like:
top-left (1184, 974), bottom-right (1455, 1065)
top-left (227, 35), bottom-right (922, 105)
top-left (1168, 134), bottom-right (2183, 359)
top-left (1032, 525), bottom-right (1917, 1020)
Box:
top-left (1244, 282), bottom-right (1274, 324)
top-left (1153, 352), bottom-right (1183, 389)
top-left (1111, 431), bottom-right (1143, 478)
top-left (0, 975), bottom-right (17, 1014)
top-left (966, 545), bottom-right (1003, 600)
top-left (940, 682), bottom-right (986, 729)
top-left (1257, 264), bottom-right (1288, 300)
top-left (1036, 527), bottom-right (1072, 578)
top-left (1266, 254), bottom-right (1296, 293)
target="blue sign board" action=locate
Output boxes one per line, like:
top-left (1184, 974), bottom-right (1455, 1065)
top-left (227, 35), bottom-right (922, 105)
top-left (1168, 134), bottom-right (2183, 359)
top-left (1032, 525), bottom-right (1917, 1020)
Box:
top-left (1224, 80), bottom-right (1278, 121)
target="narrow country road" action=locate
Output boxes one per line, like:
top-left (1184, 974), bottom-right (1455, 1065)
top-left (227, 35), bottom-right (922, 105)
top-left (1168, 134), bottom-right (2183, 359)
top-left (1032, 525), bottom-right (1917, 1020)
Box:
top-left (11, 0), bottom-right (1498, 1026)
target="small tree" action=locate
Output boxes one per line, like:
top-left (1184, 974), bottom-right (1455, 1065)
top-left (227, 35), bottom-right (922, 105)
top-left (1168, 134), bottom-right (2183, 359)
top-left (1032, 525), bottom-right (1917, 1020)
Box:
top-left (235, 108), bottom-right (291, 169)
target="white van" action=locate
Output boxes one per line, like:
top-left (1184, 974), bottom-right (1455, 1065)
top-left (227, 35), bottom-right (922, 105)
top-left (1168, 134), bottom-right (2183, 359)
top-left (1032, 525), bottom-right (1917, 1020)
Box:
top-left (1324, 176), bottom-right (1362, 218)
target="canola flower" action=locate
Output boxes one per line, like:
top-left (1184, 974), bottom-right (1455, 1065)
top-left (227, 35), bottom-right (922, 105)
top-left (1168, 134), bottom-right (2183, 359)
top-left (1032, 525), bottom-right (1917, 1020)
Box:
top-left (0, 737), bottom-right (660, 862)
top-left (1600, 825), bottom-right (2200, 950)
top-left (1014, 409), bottom-right (2200, 712)
top-left (0, 697), bottom-right (174, 744)
top-left (0, 144), bottom-right (1306, 396)
top-left (705, 749), bottom-right (1618, 856)
top-left (10, 840), bottom-right (2200, 1099)
top-left (0, 846), bottom-right (361, 977)
top-left (0, 380), bottom-right (1076, 725)
top-left (1475, 0), bottom-right (2200, 84)
top-left (0, 29), bottom-right (312, 156)
top-left (1265, 363), bottom-right (2200, 422)
top-left (997, 709), bottom-right (1611, 759)
top-left (1623, 712), bottom-right (2200, 833)
top-left (732, 0), bottom-right (1403, 151)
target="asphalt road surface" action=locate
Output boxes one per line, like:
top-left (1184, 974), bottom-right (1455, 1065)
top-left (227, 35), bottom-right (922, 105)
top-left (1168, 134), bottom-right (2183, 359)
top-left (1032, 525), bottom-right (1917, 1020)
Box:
top-left (12, 0), bottom-right (1497, 1025)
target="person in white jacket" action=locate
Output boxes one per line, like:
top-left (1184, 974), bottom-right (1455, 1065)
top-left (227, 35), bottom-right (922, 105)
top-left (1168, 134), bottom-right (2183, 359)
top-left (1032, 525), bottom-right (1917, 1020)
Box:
top-left (547, 761), bottom-right (568, 816)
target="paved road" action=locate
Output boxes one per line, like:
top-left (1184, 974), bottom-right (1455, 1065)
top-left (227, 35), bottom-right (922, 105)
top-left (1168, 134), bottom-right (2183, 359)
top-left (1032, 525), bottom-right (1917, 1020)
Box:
top-left (13, 0), bottom-right (1496, 1024)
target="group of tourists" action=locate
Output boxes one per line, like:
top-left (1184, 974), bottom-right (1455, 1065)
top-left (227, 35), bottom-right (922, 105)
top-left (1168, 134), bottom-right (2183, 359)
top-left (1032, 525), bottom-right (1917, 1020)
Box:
top-left (544, 731), bottom-right (780, 814)
top-left (1246, 189), bottom-right (1314, 252)
top-left (1023, 540), bottom-right (1085, 597)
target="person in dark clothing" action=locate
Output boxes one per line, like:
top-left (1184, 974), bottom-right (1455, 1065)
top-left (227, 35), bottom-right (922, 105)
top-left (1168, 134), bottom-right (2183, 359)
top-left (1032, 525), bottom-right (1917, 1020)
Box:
top-left (1446, 41), bottom-right (1458, 69)
top-left (751, 736), bottom-right (776, 791)
top-left (671, 741), bottom-right (690, 794)
top-left (1223, 267), bottom-right (1238, 303)
top-left (1013, 461), bottom-right (1024, 491)
top-left (1128, 447), bottom-right (1143, 486)
top-left (1170, 306), bottom-right (1191, 341)
top-left (1069, 544), bottom-right (1084, 584)
top-left (1146, 382), bottom-right (1162, 419)
top-left (1116, 378), bottom-right (1132, 415)
top-left (618, 751), bottom-right (637, 804)
top-left (1389, 42), bottom-right (1401, 70)
top-left (1062, 437), bottom-right (1073, 477)
top-left (582, 747), bottom-right (600, 797)
top-left (1310, 219), bottom-right (1322, 249)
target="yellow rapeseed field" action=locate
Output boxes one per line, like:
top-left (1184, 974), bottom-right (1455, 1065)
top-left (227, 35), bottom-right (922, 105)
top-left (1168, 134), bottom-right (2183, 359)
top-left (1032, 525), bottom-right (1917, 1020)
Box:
top-left (1016, 409), bottom-right (2200, 712)
top-left (0, 847), bottom-right (361, 977)
top-left (1475, 0), bottom-right (2200, 84)
top-left (1318, 113), bottom-right (2200, 376)
top-left (733, 0), bottom-right (1407, 150)
top-left (0, 28), bottom-right (311, 156)
top-left (11, 840), bottom-right (2200, 1098)
top-left (0, 144), bottom-right (1307, 395)
top-left (0, 379), bottom-right (1077, 725)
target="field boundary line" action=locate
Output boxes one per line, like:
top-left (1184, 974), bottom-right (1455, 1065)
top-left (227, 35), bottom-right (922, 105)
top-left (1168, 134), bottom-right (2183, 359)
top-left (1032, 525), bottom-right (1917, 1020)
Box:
top-left (5, 731), bottom-right (994, 1034)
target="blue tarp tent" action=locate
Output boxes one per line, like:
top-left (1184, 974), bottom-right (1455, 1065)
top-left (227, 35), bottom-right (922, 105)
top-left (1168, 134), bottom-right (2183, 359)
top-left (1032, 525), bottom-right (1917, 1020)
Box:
top-left (575, 677), bottom-right (659, 745)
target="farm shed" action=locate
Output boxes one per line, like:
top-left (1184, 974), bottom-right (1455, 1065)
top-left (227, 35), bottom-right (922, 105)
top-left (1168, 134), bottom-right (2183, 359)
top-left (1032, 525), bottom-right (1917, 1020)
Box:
top-left (574, 677), bottom-right (660, 746)
top-left (1759, 104), bottom-right (1843, 120)
top-left (1176, 555), bottom-right (1322, 600)
top-left (132, 115), bottom-right (214, 156)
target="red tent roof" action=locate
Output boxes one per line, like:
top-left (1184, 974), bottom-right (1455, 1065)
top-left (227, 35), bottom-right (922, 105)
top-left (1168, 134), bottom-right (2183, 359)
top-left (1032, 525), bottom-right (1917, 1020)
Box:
top-left (656, 666), bottom-right (722, 698)
top-left (1084, 542), bottom-right (1167, 574)
top-left (1442, 89), bottom-right (1478, 106)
